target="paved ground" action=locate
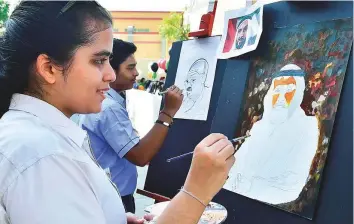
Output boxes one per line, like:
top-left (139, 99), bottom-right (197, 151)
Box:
top-left (134, 166), bottom-right (155, 217)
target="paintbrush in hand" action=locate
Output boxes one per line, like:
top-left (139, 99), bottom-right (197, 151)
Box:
top-left (158, 87), bottom-right (184, 96)
top-left (166, 134), bottom-right (250, 163)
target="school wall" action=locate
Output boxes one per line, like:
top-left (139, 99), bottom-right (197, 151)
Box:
top-left (110, 11), bottom-right (177, 60)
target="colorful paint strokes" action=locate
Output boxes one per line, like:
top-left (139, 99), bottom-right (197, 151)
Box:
top-left (224, 18), bottom-right (353, 219)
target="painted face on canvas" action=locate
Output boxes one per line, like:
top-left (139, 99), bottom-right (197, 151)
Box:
top-left (184, 59), bottom-right (208, 102)
top-left (236, 19), bottom-right (248, 49)
top-left (272, 76), bottom-right (297, 110)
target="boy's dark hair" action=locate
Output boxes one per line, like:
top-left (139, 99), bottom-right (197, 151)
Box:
top-left (110, 39), bottom-right (137, 71)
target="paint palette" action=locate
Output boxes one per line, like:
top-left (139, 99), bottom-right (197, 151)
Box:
top-left (144, 201), bottom-right (228, 224)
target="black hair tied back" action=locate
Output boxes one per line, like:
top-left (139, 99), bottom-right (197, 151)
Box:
top-left (0, 1), bottom-right (112, 118)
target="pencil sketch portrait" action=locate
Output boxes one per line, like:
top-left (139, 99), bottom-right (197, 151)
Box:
top-left (182, 58), bottom-right (209, 113)
top-left (174, 36), bottom-right (219, 121)
top-left (225, 64), bottom-right (319, 205)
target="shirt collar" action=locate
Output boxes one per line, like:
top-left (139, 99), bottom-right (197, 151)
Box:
top-left (106, 88), bottom-right (125, 107)
top-left (9, 94), bottom-right (87, 147)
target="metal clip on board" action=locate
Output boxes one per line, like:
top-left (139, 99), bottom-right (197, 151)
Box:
top-left (188, 0), bottom-right (218, 38)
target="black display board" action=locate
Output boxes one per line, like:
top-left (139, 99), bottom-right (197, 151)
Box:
top-left (145, 1), bottom-right (353, 223)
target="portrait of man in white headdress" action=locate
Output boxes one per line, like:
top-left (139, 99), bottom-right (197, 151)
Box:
top-left (225, 64), bottom-right (319, 205)
top-left (235, 17), bottom-right (249, 50)
top-left (234, 8), bottom-right (261, 50)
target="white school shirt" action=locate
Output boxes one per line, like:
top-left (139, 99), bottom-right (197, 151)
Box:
top-left (0, 94), bottom-right (127, 224)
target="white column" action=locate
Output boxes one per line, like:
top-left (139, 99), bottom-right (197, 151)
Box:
top-left (127, 25), bottom-right (134, 43)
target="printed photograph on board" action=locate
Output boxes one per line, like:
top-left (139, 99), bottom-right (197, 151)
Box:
top-left (218, 3), bottom-right (263, 59)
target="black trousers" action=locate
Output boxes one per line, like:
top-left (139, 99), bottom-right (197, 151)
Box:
top-left (121, 194), bottom-right (136, 213)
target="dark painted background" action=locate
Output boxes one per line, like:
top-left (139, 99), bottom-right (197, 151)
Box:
top-left (145, 1), bottom-right (353, 223)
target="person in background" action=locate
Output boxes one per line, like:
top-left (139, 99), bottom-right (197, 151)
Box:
top-left (79, 38), bottom-right (184, 213)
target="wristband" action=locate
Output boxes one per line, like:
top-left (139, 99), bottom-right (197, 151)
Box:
top-left (160, 111), bottom-right (173, 120)
top-left (179, 187), bottom-right (207, 207)
top-left (156, 120), bottom-right (171, 128)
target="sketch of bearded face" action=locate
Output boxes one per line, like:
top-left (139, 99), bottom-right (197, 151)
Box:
top-left (183, 58), bottom-right (209, 112)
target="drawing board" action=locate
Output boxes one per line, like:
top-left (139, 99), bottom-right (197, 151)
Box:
top-left (223, 18), bottom-right (353, 219)
top-left (174, 36), bottom-right (220, 121)
top-left (144, 1), bottom-right (353, 223)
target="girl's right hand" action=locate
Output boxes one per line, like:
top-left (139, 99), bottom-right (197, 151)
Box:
top-left (183, 133), bottom-right (236, 205)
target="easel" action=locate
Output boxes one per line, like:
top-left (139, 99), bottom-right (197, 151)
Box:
top-left (136, 0), bottom-right (219, 204)
top-left (136, 189), bottom-right (171, 204)
top-left (140, 1), bottom-right (353, 223)
top-left (188, 0), bottom-right (218, 38)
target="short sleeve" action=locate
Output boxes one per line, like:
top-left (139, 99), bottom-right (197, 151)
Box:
top-left (98, 104), bottom-right (139, 158)
top-left (4, 154), bottom-right (107, 224)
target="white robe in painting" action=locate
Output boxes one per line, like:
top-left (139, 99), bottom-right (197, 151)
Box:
top-left (225, 66), bottom-right (319, 205)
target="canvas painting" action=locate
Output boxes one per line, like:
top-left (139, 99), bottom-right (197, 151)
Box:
top-left (224, 18), bottom-right (353, 219)
top-left (174, 36), bottom-right (220, 121)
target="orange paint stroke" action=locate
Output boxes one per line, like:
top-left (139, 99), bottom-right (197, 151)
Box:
top-left (272, 94), bottom-right (280, 107)
top-left (274, 76), bottom-right (297, 89)
top-left (285, 89), bottom-right (296, 105)
top-left (272, 76), bottom-right (297, 107)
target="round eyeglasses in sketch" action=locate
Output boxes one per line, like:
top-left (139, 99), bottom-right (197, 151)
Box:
top-left (183, 58), bottom-right (209, 113)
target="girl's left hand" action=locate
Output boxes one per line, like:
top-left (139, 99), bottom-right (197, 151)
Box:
top-left (127, 213), bottom-right (155, 224)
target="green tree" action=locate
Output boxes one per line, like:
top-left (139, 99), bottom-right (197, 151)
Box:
top-left (159, 12), bottom-right (190, 41)
top-left (0, 0), bottom-right (9, 28)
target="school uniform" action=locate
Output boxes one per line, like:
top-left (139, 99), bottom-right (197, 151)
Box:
top-left (0, 94), bottom-right (127, 224)
top-left (80, 89), bottom-right (139, 213)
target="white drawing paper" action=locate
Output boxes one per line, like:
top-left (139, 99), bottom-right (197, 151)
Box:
top-left (217, 3), bottom-right (263, 59)
top-left (126, 89), bottom-right (162, 138)
top-left (174, 36), bottom-right (220, 121)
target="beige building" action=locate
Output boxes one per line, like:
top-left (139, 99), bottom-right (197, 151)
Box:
top-left (111, 10), bottom-right (182, 77)
top-left (111, 11), bottom-right (179, 60)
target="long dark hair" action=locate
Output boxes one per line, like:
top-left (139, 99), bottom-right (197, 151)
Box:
top-left (0, 1), bottom-right (112, 117)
